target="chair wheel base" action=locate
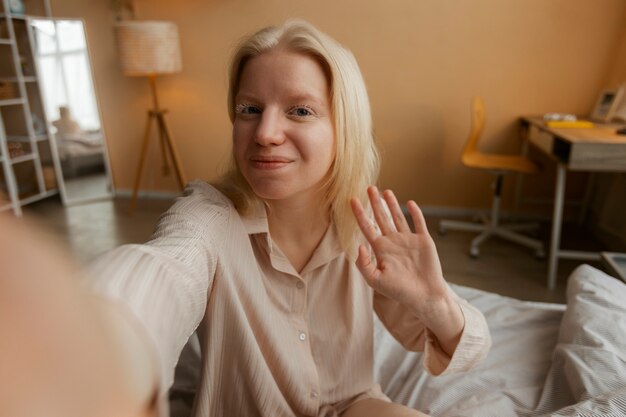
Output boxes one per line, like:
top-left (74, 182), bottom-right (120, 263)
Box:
top-left (534, 249), bottom-right (546, 259)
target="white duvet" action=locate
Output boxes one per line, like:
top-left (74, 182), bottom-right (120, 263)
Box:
top-left (375, 265), bottom-right (626, 417)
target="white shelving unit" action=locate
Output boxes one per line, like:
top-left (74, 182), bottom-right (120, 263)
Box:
top-left (0, 0), bottom-right (58, 216)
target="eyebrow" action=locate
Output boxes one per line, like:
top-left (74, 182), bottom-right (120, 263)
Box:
top-left (235, 92), bottom-right (329, 107)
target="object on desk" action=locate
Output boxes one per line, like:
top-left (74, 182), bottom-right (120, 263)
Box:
top-left (545, 120), bottom-right (595, 128)
top-left (613, 95), bottom-right (626, 122)
top-left (616, 127), bottom-right (626, 135)
top-left (543, 113), bottom-right (577, 122)
top-left (590, 86), bottom-right (624, 123)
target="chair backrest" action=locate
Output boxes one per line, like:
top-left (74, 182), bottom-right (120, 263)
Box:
top-left (461, 95), bottom-right (486, 161)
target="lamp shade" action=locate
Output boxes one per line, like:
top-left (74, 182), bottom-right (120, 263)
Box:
top-left (115, 21), bottom-right (182, 76)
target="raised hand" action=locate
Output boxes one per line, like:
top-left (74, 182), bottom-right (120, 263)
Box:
top-left (350, 186), bottom-right (464, 355)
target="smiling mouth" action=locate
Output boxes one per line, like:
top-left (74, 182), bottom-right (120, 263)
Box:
top-left (249, 156), bottom-right (293, 170)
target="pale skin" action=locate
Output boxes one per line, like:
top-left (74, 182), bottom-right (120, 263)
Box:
top-left (233, 48), bottom-right (463, 357)
top-left (233, 49), bottom-right (335, 271)
top-left (0, 215), bottom-right (156, 417)
top-left (351, 187), bottom-right (464, 357)
top-left (0, 48), bottom-right (462, 416)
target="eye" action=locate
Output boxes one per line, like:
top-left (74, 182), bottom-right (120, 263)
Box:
top-left (235, 103), bottom-right (262, 115)
top-left (288, 105), bottom-right (315, 118)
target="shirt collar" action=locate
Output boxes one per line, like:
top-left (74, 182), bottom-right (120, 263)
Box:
top-left (240, 201), bottom-right (269, 235)
top-left (240, 202), bottom-right (343, 276)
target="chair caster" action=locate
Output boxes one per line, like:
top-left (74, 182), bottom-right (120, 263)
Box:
top-left (469, 246), bottom-right (480, 258)
top-left (534, 248), bottom-right (546, 259)
top-left (438, 224), bottom-right (447, 235)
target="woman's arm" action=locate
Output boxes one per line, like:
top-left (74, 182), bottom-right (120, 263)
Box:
top-left (351, 186), bottom-right (490, 371)
top-left (87, 182), bottom-right (224, 403)
top-left (0, 215), bottom-right (156, 417)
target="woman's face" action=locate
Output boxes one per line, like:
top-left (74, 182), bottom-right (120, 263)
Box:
top-left (232, 49), bottom-right (335, 205)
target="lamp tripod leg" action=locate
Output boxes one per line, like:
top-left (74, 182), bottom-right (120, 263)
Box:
top-left (158, 120), bottom-right (170, 176)
top-left (129, 112), bottom-right (154, 215)
top-left (158, 112), bottom-right (187, 190)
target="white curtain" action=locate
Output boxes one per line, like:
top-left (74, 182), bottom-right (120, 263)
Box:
top-left (32, 20), bottom-right (100, 131)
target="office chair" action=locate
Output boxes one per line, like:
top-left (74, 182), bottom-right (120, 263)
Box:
top-left (438, 96), bottom-right (545, 258)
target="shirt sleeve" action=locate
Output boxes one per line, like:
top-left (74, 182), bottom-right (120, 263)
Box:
top-left (87, 182), bottom-right (228, 397)
top-left (374, 286), bottom-right (491, 376)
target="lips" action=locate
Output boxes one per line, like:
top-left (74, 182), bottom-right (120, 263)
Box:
top-left (249, 155), bottom-right (293, 170)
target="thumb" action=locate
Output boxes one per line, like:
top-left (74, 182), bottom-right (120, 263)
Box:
top-left (355, 244), bottom-right (379, 288)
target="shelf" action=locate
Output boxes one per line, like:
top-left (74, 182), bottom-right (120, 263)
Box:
top-left (0, 13), bottom-right (49, 20)
top-left (20, 188), bottom-right (58, 205)
top-left (1, 0), bottom-right (55, 217)
top-left (7, 134), bottom-right (48, 142)
top-left (0, 97), bottom-right (25, 106)
top-left (10, 153), bottom-right (36, 164)
top-left (0, 13), bottom-right (26, 20)
top-left (0, 76), bottom-right (38, 82)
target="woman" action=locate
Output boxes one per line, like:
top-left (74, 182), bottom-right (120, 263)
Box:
top-left (4, 20), bottom-right (489, 417)
top-left (88, 20), bottom-right (490, 416)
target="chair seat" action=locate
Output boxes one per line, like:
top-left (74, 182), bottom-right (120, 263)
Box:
top-left (440, 95), bottom-right (545, 259)
top-left (462, 151), bottom-right (539, 174)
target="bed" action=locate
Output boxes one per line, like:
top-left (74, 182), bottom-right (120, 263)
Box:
top-left (169, 264), bottom-right (626, 416)
top-left (54, 131), bottom-right (106, 178)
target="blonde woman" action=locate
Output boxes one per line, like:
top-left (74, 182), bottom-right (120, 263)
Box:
top-left (1, 20), bottom-right (490, 417)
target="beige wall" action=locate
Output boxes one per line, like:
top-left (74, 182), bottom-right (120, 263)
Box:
top-left (51, 0), bottom-right (626, 211)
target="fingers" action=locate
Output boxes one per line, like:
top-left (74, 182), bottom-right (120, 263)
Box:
top-left (382, 189), bottom-right (411, 233)
top-left (350, 197), bottom-right (379, 244)
top-left (367, 186), bottom-right (395, 235)
top-left (407, 200), bottom-right (428, 234)
top-left (352, 186), bottom-right (413, 242)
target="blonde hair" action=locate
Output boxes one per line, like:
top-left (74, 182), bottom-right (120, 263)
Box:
top-left (216, 19), bottom-right (379, 252)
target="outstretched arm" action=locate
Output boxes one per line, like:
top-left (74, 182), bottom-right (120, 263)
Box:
top-left (0, 214), bottom-right (157, 417)
top-left (350, 186), bottom-right (464, 356)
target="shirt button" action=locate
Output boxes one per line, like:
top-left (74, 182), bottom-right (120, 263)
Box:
top-left (296, 281), bottom-right (304, 289)
top-left (299, 332), bottom-right (306, 341)
top-left (311, 390), bottom-right (318, 399)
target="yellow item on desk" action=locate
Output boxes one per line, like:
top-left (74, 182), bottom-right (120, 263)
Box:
top-left (546, 120), bottom-right (595, 128)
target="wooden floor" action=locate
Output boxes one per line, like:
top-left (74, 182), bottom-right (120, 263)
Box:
top-left (22, 195), bottom-right (608, 304)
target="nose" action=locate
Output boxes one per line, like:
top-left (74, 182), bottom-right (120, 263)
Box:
top-left (255, 108), bottom-right (286, 146)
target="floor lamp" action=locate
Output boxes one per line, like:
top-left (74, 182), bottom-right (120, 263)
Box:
top-left (116, 21), bottom-right (187, 214)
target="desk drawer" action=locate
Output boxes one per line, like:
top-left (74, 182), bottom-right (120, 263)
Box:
top-left (528, 125), bottom-right (626, 171)
top-left (528, 125), bottom-right (555, 157)
top-left (569, 142), bottom-right (626, 171)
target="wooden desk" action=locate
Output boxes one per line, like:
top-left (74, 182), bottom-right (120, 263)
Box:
top-left (521, 117), bottom-right (626, 289)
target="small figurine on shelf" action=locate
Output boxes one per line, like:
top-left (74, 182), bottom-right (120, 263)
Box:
top-left (52, 106), bottom-right (83, 136)
top-left (9, 0), bottom-right (25, 15)
top-left (31, 114), bottom-right (46, 135)
top-left (7, 142), bottom-right (25, 158)
top-left (19, 55), bottom-right (31, 76)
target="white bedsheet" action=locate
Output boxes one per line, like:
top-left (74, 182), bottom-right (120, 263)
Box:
top-left (375, 265), bottom-right (626, 416)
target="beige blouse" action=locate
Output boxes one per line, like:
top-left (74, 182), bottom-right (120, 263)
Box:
top-left (89, 181), bottom-right (491, 417)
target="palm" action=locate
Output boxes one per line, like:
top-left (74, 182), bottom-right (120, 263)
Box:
top-left (351, 187), bottom-right (448, 316)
